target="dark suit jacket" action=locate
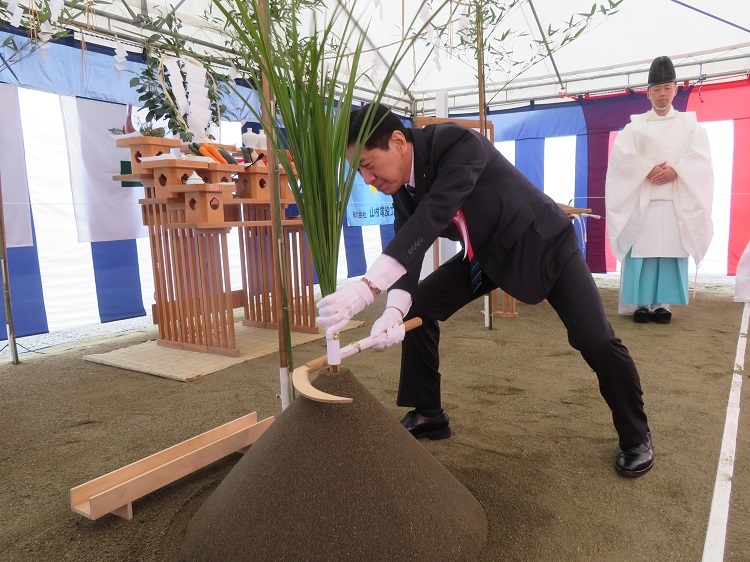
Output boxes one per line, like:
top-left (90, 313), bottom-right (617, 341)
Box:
top-left (384, 123), bottom-right (578, 304)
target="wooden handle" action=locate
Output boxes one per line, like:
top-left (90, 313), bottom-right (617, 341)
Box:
top-left (293, 317), bottom-right (423, 404)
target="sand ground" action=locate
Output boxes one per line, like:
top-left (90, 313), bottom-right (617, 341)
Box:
top-left (1, 277), bottom-right (748, 561)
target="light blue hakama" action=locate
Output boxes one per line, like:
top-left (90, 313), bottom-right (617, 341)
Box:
top-left (620, 251), bottom-right (689, 306)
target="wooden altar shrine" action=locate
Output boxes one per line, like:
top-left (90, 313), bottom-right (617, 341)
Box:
top-left (114, 136), bottom-right (317, 357)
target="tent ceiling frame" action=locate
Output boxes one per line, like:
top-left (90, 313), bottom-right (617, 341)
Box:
top-left (335, 0), bottom-right (415, 104)
top-left (403, 48), bottom-right (750, 115)
top-left (410, 41), bottom-right (750, 97)
top-left (60, 0), bottom-right (235, 56)
top-left (448, 67), bottom-right (750, 113)
top-left (670, 0), bottom-right (750, 35)
top-left (7, 1), bottom-right (750, 116)
top-left (527, 0), bottom-right (563, 89)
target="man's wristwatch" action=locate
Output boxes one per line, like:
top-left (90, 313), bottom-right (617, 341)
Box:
top-left (361, 277), bottom-right (381, 296)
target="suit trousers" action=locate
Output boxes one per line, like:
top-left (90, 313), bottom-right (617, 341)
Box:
top-left (397, 248), bottom-right (650, 448)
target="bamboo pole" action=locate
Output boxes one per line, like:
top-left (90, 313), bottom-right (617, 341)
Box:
top-left (259, 0), bottom-right (295, 409)
top-left (0, 177), bottom-right (19, 364)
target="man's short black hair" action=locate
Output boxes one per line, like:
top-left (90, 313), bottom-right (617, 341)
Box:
top-left (347, 103), bottom-right (412, 150)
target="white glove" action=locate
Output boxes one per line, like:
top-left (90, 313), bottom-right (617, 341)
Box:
top-left (370, 289), bottom-right (412, 349)
top-left (316, 280), bottom-right (374, 336)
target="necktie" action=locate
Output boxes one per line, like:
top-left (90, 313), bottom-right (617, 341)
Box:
top-left (469, 256), bottom-right (483, 293)
top-left (452, 209), bottom-right (483, 293)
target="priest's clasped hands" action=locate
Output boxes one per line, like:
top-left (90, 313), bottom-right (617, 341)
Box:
top-left (647, 161), bottom-right (677, 185)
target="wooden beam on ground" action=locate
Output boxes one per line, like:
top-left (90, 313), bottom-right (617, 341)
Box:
top-left (70, 412), bottom-right (274, 521)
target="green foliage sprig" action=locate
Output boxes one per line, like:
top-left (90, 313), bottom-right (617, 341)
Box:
top-left (212, 0), bottom-right (450, 295)
top-left (128, 12), bottom-right (231, 141)
top-left (454, 0), bottom-right (625, 99)
top-left (1, 0), bottom-right (94, 73)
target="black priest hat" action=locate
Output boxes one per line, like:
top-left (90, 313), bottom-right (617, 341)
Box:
top-left (648, 56), bottom-right (676, 86)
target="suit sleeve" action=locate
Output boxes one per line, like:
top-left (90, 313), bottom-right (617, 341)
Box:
top-left (390, 191), bottom-right (422, 294)
top-left (386, 126), bottom-right (490, 294)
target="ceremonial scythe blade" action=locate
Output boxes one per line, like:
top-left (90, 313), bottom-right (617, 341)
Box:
top-left (292, 318), bottom-right (423, 403)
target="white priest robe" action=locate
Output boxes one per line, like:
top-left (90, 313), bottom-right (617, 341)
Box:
top-left (605, 107), bottom-right (714, 265)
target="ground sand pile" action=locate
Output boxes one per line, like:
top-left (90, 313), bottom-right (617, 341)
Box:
top-left (180, 368), bottom-right (488, 561)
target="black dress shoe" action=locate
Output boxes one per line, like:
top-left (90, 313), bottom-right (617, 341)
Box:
top-left (615, 432), bottom-right (653, 477)
top-left (651, 307), bottom-right (672, 324)
top-left (633, 306), bottom-right (651, 323)
top-left (400, 410), bottom-right (452, 440)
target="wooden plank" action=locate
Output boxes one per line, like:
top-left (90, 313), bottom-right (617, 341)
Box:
top-left (70, 413), bottom-right (274, 520)
top-left (137, 197), bottom-right (183, 205)
top-left (156, 339), bottom-right (184, 350)
top-left (186, 226), bottom-right (204, 346)
top-left (221, 233), bottom-right (237, 351)
top-left (112, 174), bottom-right (143, 182)
top-left (248, 210), bottom-right (263, 325)
top-left (140, 158), bottom-right (211, 170)
top-left (144, 202), bottom-right (165, 339)
top-left (208, 233), bottom-right (226, 348)
top-left (240, 319), bottom-right (319, 334)
top-left (115, 136), bottom-right (181, 149)
top-left (204, 344), bottom-right (241, 357)
top-left (176, 227), bottom-right (197, 345)
top-left (238, 226), bottom-right (250, 321)
top-left (168, 183), bottom-right (235, 194)
top-left (414, 117), bottom-right (494, 141)
top-left (151, 290), bottom-right (244, 321)
top-left (492, 290), bottom-right (519, 318)
top-left (169, 224), bottom-right (189, 345)
top-left (558, 203), bottom-right (592, 215)
top-left (304, 237), bottom-right (316, 329)
top-left (165, 219), bottom-right (303, 229)
top-left (227, 197), bottom-right (297, 204)
top-left (241, 319), bottom-right (269, 329)
top-left (71, 413), bottom-right (259, 504)
top-left (152, 202), bottom-right (172, 340)
top-left (289, 228), bottom-right (301, 327)
top-left (281, 228), bottom-right (294, 327)
top-left (179, 341), bottom-right (208, 354)
top-left (160, 205), bottom-right (179, 341)
top-left (259, 218), bottom-right (272, 325)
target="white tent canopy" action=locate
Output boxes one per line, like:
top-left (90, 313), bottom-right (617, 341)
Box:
top-left (27, 0), bottom-right (750, 114)
top-left (1, 0), bottom-right (749, 340)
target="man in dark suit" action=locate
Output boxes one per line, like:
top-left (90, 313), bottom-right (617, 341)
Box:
top-left (317, 103), bottom-right (653, 477)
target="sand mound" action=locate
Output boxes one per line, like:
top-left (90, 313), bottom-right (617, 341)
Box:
top-left (180, 368), bottom-right (487, 561)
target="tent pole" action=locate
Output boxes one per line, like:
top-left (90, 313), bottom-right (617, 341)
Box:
top-left (0, 178), bottom-right (19, 364)
top-left (475, 3), bottom-right (492, 331)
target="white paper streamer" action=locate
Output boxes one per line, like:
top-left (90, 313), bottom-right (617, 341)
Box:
top-left (10, 3), bottom-right (24, 27)
top-left (459, 11), bottom-right (470, 31)
top-left (49, 0), bottom-right (63, 22)
top-left (163, 57), bottom-right (189, 116)
top-left (184, 62), bottom-right (210, 139)
top-left (113, 41), bottom-right (128, 80)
